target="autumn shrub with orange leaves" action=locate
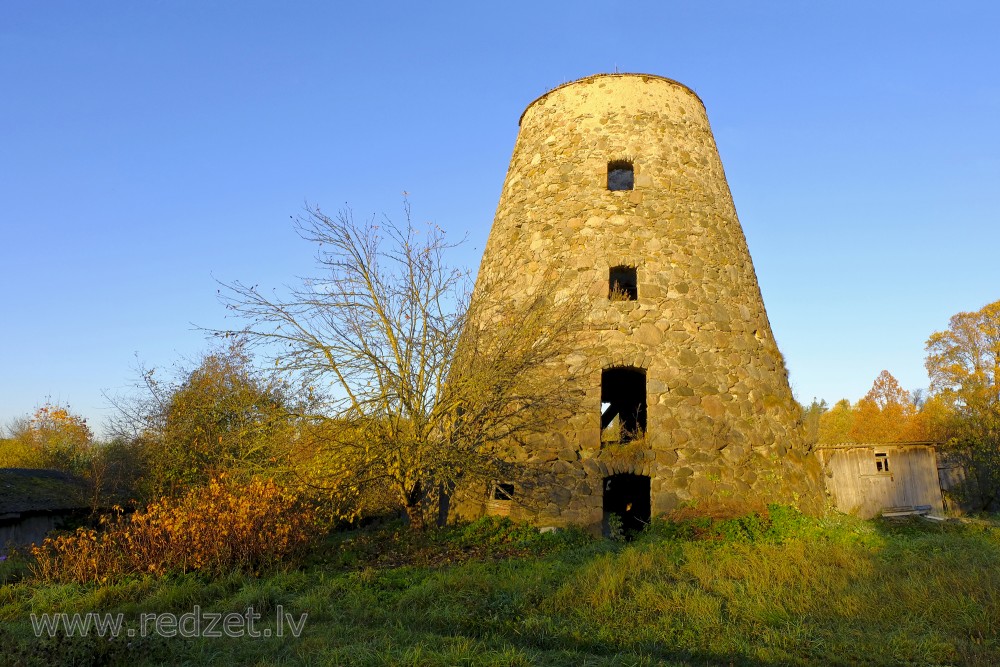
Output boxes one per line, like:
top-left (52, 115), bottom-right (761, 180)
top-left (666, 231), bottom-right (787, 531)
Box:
top-left (31, 476), bottom-right (321, 583)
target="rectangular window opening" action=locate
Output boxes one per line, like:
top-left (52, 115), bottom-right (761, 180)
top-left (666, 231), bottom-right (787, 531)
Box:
top-left (609, 265), bottom-right (638, 301)
top-left (875, 452), bottom-right (890, 473)
top-left (607, 160), bottom-right (634, 191)
top-left (601, 367), bottom-right (647, 444)
top-left (492, 483), bottom-right (515, 501)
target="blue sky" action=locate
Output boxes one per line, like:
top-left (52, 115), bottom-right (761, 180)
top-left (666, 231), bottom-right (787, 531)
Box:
top-left (2, 2), bottom-right (998, 435)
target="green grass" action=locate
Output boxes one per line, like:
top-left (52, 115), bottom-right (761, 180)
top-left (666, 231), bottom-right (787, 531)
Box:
top-left (2, 510), bottom-right (999, 665)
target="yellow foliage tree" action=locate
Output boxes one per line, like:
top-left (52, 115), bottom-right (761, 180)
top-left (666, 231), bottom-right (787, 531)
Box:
top-left (904, 393), bottom-right (951, 443)
top-left (850, 370), bottom-right (914, 443)
top-left (926, 298), bottom-right (1000, 509)
top-left (817, 399), bottom-right (856, 444)
top-left (846, 370), bottom-right (939, 443)
top-left (2, 403), bottom-right (93, 473)
top-left (108, 340), bottom-right (296, 498)
top-left (0, 429), bottom-right (42, 468)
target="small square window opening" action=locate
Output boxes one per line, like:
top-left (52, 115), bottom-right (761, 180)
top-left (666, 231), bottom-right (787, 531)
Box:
top-left (875, 452), bottom-right (890, 473)
top-left (608, 160), bottom-right (634, 191)
top-left (609, 266), bottom-right (638, 301)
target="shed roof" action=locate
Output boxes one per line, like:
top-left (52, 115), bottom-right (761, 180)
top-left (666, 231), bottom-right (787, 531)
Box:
top-left (813, 441), bottom-right (942, 451)
top-left (0, 468), bottom-right (89, 514)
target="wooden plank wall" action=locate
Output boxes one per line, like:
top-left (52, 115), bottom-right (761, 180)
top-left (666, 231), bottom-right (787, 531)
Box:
top-left (816, 444), bottom-right (945, 518)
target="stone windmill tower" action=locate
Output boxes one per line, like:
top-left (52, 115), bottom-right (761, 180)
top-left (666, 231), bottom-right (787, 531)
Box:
top-left (457, 73), bottom-right (823, 532)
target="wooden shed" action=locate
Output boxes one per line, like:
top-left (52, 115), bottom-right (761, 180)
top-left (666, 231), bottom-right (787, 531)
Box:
top-left (815, 443), bottom-right (945, 518)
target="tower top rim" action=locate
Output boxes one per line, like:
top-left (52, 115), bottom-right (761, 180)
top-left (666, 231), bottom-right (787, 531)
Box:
top-left (518, 73), bottom-right (705, 125)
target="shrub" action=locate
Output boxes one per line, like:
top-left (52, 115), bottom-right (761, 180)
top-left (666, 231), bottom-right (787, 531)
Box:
top-left (31, 476), bottom-right (320, 583)
top-left (640, 504), bottom-right (813, 544)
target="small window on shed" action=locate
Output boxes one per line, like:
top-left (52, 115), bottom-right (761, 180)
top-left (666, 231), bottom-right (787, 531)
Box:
top-left (609, 265), bottom-right (637, 301)
top-left (492, 483), bottom-right (514, 501)
top-left (875, 452), bottom-right (890, 473)
top-left (607, 160), bottom-right (634, 191)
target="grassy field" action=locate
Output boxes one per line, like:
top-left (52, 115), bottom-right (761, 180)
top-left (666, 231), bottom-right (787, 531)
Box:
top-left (1, 508), bottom-right (998, 666)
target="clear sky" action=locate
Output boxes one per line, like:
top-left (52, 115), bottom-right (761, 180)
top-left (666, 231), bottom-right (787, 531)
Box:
top-left (2, 1), bottom-right (998, 435)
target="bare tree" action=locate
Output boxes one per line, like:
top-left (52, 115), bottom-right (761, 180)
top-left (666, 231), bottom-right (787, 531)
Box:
top-left (217, 200), bottom-right (580, 528)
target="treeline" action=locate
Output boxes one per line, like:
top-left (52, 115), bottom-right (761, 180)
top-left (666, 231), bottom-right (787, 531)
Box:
top-left (801, 370), bottom-right (947, 446)
top-left (801, 299), bottom-right (1000, 511)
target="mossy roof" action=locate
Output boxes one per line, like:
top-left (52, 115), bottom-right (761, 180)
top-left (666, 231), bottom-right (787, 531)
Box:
top-left (0, 468), bottom-right (89, 514)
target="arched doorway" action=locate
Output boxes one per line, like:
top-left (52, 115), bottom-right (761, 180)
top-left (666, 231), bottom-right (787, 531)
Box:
top-left (602, 473), bottom-right (651, 536)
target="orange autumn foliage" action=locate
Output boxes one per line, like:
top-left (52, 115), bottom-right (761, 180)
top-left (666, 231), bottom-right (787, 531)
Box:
top-left (849, 370), bottom-right (937, 443)
top-left (31, 476), bottom-right (321, 583)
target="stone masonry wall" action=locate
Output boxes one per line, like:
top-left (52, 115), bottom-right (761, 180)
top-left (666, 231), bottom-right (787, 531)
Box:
top-left (455, 74), bottom-right (825, 529)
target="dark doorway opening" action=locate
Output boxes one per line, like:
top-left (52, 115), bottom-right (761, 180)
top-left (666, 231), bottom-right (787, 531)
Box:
top-left (603, 473), bottom-right (651, 536)
top-left (601, 367), bottom-right (647, 443)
